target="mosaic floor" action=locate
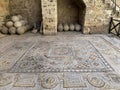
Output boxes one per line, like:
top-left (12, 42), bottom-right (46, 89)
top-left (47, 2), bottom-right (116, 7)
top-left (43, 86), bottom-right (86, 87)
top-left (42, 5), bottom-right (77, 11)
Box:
top-left (0, 32), bottom-right (120, 90)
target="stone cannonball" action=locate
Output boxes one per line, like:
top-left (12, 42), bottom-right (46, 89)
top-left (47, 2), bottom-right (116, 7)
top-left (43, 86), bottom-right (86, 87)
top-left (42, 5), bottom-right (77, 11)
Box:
top-left (11, 16), bottom-right (20, 22)
top-left (14, 21), bottom-right (22, 28)
top-left (20, 20), bottom-right (26, 26)
top-left (17, 15), bottom-right (23, 20)
top-left (17, 27), bottom-right (25, 35)
top-left (9, 27), bottom-right (16, 34)
top-left (0, 26), bottom-right (8, 34)
top-left (6, 21), bottom-right (14, 28)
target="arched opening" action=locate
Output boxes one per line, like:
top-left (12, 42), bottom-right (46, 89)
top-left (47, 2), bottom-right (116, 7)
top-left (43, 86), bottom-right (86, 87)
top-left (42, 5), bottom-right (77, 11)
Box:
top-left (57, 0), bottom-right (86, 32)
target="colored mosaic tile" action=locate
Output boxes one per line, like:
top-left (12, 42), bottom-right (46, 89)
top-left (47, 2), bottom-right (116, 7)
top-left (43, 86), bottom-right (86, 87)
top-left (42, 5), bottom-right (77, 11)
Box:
top-left (87, 74), bottom-right (105, 88)
top-left (13, 74), bottom-right (35, 87)
top-left (63, 73), bottom-right (87, 88)
top-left (0, 74), bottom-right (12, 86)
top-left (38, 73), bottom-right (59, 89)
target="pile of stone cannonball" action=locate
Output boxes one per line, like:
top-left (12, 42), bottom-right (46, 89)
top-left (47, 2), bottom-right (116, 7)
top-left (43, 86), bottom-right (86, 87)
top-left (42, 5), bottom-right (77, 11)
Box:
top-left (0, 15), bottom-right (30, 35)
top-left (58, 23), bottom-right (82, 32)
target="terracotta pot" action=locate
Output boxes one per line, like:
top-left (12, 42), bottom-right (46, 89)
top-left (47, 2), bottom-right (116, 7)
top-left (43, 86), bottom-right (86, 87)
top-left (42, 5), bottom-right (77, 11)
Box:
top-left (58, 24), bottom-right (63, 32)
top-left (64, 24), bottom-right (69, 31)
top-left (69, 24), bottom-right (75, 31)
top-left (75, 24), bottom-right (81, 31)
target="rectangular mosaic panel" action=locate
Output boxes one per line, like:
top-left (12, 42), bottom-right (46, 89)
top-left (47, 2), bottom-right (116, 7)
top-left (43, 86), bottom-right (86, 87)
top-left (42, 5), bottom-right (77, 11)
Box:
top-left (63, 73), bottom-right (87, 88)
top-left (9, 40), bottom-right (114, 73)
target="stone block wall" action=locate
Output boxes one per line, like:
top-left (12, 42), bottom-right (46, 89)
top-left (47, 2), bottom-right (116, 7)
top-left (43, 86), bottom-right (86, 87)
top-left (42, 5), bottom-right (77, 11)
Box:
top-left (83, 0), bottom-right (110, 34)
top-left (41, 0), bottom-right (57, 35)
top-left (0, 0), bottom-right (9, 26)
top-left (0, 0), bottom-right (120, 34)
top-left (57, 0), bottom-right (110, 34)
top-left (9, 0), bottom-right (42, 26)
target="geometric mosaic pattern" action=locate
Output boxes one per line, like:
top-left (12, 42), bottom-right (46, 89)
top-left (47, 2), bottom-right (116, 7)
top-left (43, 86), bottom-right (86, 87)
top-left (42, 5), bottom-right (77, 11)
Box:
top-left (9, 40), bottom-right (114, 73)
top-left (13, 74), bottom-right (35, 87)
top-left (0, 33), bottom-right (120, 90)
top-left (63, 73), bottom-right (87, 88)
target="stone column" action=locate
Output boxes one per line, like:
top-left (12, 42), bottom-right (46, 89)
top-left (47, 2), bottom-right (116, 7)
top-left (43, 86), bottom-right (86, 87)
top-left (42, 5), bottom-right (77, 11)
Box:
top-left (83, 0), bottom-right (92, 34)
top-left (41, 0), bottom-right (57, 35)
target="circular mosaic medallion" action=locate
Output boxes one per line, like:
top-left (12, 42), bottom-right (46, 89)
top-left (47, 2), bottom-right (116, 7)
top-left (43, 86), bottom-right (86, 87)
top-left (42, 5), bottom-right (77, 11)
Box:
top-left (39, 74), bottom-right (59, 89)
top-left (87, 74), bottom-right (105, 88)
top-left (54, 47), bottom-right (69, 55)
top-left (0, 74), bottom-right (12, 86)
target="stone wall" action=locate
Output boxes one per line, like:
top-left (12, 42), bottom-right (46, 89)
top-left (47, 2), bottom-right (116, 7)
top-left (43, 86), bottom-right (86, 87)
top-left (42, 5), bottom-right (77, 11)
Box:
top-left (0, 0), bottom-right (9, 26)
top-left (9, 0), bottom-right (42, 25)
top-left (41, 0), bottom-right (57, 35)
top-left (83, 0), bottom-right (110, 34)
top-left (1, 0), bottom-right (120, 34)
top-left (58, 0), bottom-right (110, 34)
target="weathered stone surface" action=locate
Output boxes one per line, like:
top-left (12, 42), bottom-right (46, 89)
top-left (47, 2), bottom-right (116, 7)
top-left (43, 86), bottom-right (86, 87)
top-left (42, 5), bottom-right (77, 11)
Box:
top-left (1, 0), bottom-right (120, 34)
top-left (0, 0), bottom-right (9, 25)
top-left (41, 0), bottom-right (57, 35)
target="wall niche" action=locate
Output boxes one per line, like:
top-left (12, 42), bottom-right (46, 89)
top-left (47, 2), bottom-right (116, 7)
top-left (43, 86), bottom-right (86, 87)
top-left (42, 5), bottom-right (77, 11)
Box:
top-left (57, 0), bottom-right (86, 30)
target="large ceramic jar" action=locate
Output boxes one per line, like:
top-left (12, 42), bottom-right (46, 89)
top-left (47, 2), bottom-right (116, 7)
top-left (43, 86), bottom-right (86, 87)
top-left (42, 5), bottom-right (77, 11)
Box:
top-left (75, 24), bottom-right (81, 31)
top-left (64, 24), bottom-right (69, 31)
top-left (69, 24), bottom-right (75, 31)
top-left (58, 24), bottom-right (63, 32)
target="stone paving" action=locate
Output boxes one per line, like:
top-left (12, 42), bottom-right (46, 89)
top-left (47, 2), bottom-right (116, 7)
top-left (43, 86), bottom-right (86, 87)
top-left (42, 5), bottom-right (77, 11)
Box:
top-left (0, 32), bottom-right (120, 90)
top-left (0, 33), bottom-right (6, 39)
